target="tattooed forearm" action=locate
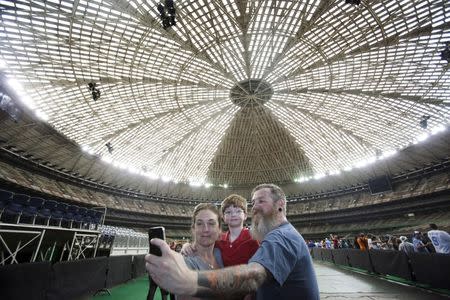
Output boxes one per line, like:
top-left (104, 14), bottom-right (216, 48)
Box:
top-left (195, 263), bottom-right (268, 297)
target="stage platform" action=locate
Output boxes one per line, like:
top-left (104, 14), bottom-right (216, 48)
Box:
top-left (315, 261), bottom-right (449, 299)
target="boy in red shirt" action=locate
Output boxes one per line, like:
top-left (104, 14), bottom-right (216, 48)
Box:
top-left (181, 194), bottom-right (259, 266)
top-left (217, 194), bottom-right (259, 266)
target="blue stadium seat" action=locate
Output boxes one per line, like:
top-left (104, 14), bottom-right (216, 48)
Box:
top-left (83, 209), bottom-right (98, 229)
top-left (82, 214), bottom-right (93, 230)
top-left (92, 210), bottom-right (104, 229)
top-left (50, 202), bottom-right (68, 226)
top-left (21, 197), bottom-right (44, 224)
top-left (0, 189), bottom-right (13, 219)
top-left (65, 205), bottom-right (79, 228)
top-left (36, 199), bottom-right (57, 226)
top-left (73, 207), bottom-right (88, 229)
top-left (12, 193), bottom-right (29, 204)
top-left (1, 193), bottom-right (29, 223)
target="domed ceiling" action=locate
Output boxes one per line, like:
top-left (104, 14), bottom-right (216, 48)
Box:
top-left (0, 0), bottom-right (449, 187)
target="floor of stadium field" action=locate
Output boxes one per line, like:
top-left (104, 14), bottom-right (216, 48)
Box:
top-left (91, 261), bottom-right (450, 300)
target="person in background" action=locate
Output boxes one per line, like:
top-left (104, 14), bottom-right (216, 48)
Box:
top-left (357, 233), bottom-right (368, 251)
top-left (412, 231), bottom-right (429, 253)
top-left (420, 228), bottom-right (436, 253)
top-left (398, 236), bottom-right (415, 256)
top-left (169, 241), bottom-right (176, 251)
top-left (331, 235), bottom-right (339, 249)
top-left (353, 236), bottom-right (360, 249)
top-left (427, 223), bottom-right (450, 254)
top-left (146, 183), bottom-right (320, 300)
top-left (392, 237), bottom-right (401, 251)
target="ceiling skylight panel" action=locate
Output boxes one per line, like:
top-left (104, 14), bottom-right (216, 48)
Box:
top-left (155, 111), bottom-right (235, 181)
top-left (268, 102), bottom-right (370, 172)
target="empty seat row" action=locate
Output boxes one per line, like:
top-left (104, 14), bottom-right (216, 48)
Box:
top-left (0, 189), bottom-right (104, 230)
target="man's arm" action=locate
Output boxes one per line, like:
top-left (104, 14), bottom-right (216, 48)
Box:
top-left (195, 262), bottom-right (269, 297)
top-left (146, 239), bottom-right (269, 297)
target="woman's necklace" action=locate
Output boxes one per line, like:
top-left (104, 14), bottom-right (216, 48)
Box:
top-left (201, 256), bottom-right (215, 269)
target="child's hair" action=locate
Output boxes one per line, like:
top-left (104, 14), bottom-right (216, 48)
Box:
top-left (221, 194), bottom-right (248, 215)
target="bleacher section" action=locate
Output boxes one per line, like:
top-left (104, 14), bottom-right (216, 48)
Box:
top-left (98, 225), bottom-right (149, 256)
top-left (0, 158), bottom-right (449, 238)
top-left (0, 188), bottom-right (106, 264)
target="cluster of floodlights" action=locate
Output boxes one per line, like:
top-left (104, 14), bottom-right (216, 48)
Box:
top-left (420, 115), bottom-right (431, 129)
top-left (441, 43), bottom-right (450, 63)
top-left (345, 0), bottom-right (361, 5)
top-left (0, 91), bottom-right (20, 122)
top-left (157, 0), bottom-right (176, 29)
top-left (88, 82), bottom-right (101, 101)
top-left (105, 142), bottom-right (113, 154)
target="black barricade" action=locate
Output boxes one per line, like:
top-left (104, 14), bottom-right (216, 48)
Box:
top-left (331, 249), bottom-right (349, 266)
top-left (409, 252), bottom-right (450, 289)
top-left (369, 250), bottom-right (412, 281)
top-left (321, 248), bottom-right (334, 263)
top-left (47, 256), bottom-right (108, 300)
top-left (106, 255), bottom-right (133, 288)
top-left (0, 261), bottom-right (51, 300)
top-left (312, 247), bottom-right (322, 260)
top-left (347, 249), bottom-right (373, 272)
top-left (132, 254), bottom-right (147, 278)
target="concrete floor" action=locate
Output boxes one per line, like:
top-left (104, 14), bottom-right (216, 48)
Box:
top-left (314, 261), bottom-right (449, 299)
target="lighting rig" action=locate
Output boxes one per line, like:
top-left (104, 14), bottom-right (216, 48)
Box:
top-left (345, 0), bottom-right (361, 5)
top-left (157, 0), bottom-right (176, 30)
top-left (419, 115), bottom-right (430, 129)
top-left (105, 142), bottom-right (114, 154)
top-left (88, 82), bottom-right (101, 101)
top-left (441, 42), bottom-right (450, 63)
top-left (0, 91), bottom-right (20, 122)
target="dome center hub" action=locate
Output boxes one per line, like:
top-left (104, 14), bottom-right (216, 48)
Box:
top-left (230, 79), bottom-right (273, 108)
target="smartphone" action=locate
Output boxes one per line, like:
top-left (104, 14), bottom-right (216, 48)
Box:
top-left (148, 226), bottom-right (166, 256)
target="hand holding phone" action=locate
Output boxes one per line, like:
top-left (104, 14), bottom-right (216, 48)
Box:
top-left (148, 226), bottom-right (166, 256)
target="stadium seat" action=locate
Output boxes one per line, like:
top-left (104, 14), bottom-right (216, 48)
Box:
top-left (0, 189), bottom-right (13, 219)
top-left (2, 200), bottom-right (23, 224)
top-left (21, 197), bottom-right (45, 224)
top-left (36, 200), bottom-right (57, 226)
top-left (0, 193), bottom-right (29, 223)
top-left (92, 211), bottom-right (104, 229)
top-left (50, 202), bottom-right (68, 226)
top-left (84, 209), bottom-right (99, 229)
top-left (73, 207), bottom-right (88, 229)
top-left (65, 205), bottom-right (79, 228)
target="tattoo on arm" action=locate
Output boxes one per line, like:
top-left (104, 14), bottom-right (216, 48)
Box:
top-left (195, 263), bottom-right (269, 297)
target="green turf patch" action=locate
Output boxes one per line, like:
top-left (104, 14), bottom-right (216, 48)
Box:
top-left (91, 276), bottom-right (165, 300)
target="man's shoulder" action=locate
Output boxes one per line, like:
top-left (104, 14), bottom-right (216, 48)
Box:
top-left (266, 223), bottom-right (301, 242)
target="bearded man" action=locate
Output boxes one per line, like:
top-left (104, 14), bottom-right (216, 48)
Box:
top-left (145, 183), bottom-right (319, 300)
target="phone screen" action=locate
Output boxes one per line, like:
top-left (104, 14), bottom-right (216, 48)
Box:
top-left (148, 226), bottom-right (166, 256)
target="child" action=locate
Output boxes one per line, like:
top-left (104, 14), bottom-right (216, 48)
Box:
top-left (181, 194), bottom-right (259, 266)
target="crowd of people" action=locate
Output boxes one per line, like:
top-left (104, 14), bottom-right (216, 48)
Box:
top-left (307, 224), bottom-right (450, 255)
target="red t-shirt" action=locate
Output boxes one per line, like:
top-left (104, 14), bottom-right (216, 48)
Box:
top-left (215, 228), bottom-right (259, 267)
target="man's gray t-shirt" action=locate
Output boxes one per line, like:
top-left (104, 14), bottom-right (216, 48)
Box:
top-left (249, 222), bottom-right (319, 300)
